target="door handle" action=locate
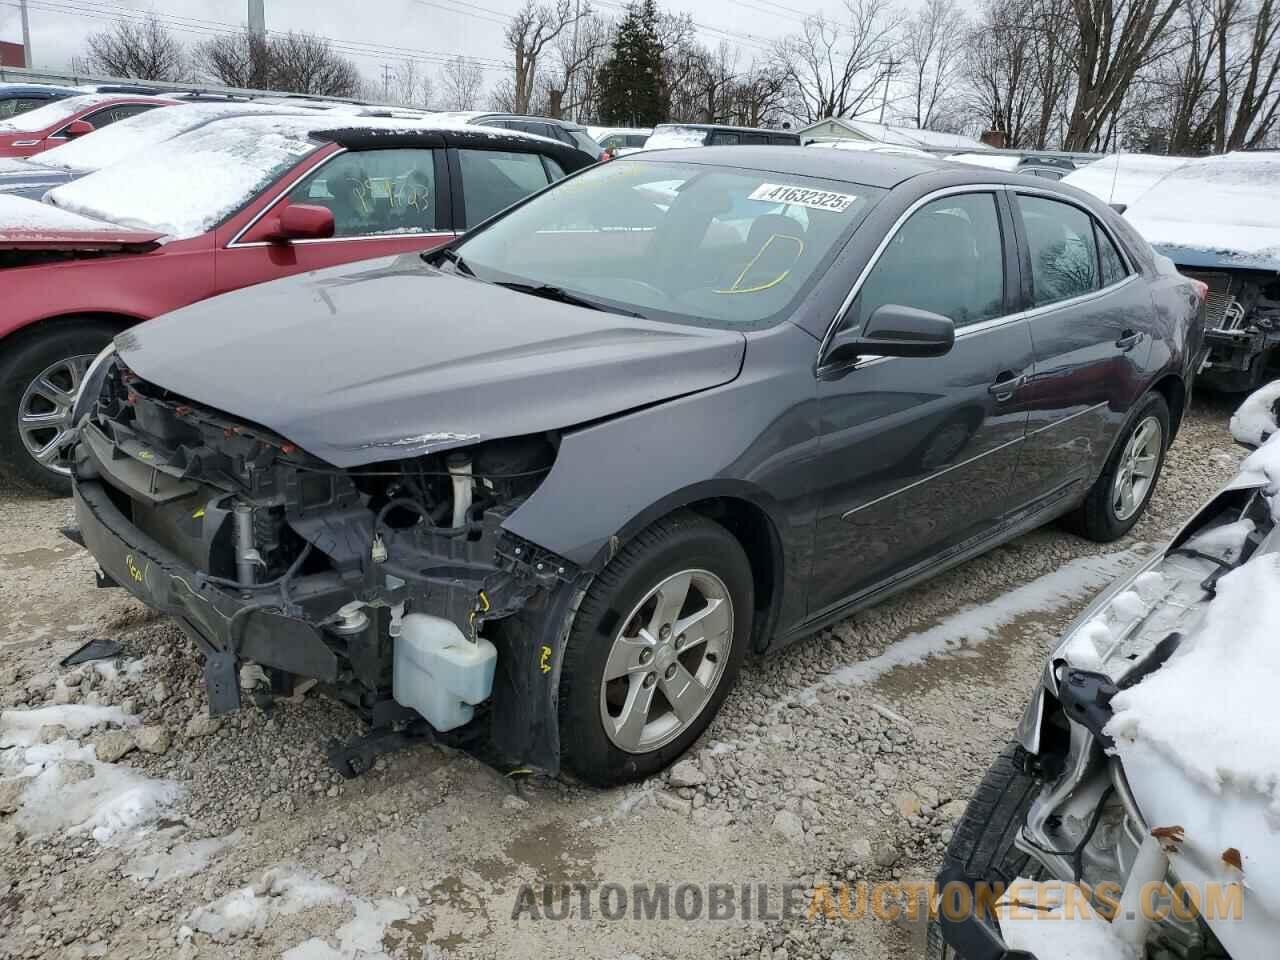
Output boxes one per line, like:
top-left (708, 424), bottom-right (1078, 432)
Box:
top-left (1116, 330), bottom-right (1143, 351)
top-left (988, 372), bottom-right (1025, 402)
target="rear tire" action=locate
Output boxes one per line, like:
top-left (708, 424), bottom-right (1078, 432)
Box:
top-left (926, 742), bottom-right (1045, 960)
top-left (558, 510), bottom-right (753, 786)
top-left (0, 321), bottom-right (116, 496)
top-left (1066, 392), bottom-right (1170, 542)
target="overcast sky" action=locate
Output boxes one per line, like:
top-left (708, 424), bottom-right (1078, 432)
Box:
top-left (1, 0), bottom-right (844, 91)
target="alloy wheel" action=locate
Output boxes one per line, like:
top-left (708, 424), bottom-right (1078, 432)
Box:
top-left (1112, 415), bottom-right (1162, 522)
top-left (17, 353), bottom-right (94, 477)
top-left (599, 568), bottom-right (734, 754)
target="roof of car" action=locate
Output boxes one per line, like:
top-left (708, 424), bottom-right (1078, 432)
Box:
top-left (652, 122), bottom-right (798, 136)
top-left (624, 144), bottom-right (951, 188)
top-left (312, 123), bottom-right (594, 167)
top-left (0, 83), bottom-right (80, 97)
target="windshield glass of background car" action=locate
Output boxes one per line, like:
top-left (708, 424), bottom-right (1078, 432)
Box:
top-left (454, 160), bottom-right (884, 328)
top-left (0, 93), bottom-right (112, 133)
top-left (46, 116), bottom-right (319, 237)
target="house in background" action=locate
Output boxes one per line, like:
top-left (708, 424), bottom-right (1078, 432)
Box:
top-left (798, 116), bottom-right (985, 154)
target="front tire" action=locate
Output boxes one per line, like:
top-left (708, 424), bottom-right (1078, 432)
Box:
top-left (1066, 392), bottom-right (1170, 542)
top-left (0, 321), bottom-right (116, 496)
top-left (926, 742), bottom-right (1045, 960)
top-left (558, 511), bottom-right (753, 786)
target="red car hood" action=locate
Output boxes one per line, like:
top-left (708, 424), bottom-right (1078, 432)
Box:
top-left (0, 194), bottom-right (163, 252)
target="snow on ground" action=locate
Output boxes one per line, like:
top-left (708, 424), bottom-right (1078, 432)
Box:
top-left (0, 703), bottom-right (135, 747)
top-left (126, 830), bottom-right (242, 887)
top-left (995, 879), bottom-right (1137, 960)
top-left (186, 867), bottom-right (346, 940)
top-left (1061, 153), bottom-right (1189, 207)
top-left (282, 896), bottom-right (415, 960)
top-left (0, 192), bottom-right (133, 236)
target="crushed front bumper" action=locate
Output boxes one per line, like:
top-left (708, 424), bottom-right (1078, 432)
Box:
top-left (74, 476), bottom-right (340, 713)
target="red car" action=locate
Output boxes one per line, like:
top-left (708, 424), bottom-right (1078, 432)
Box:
top-left (0, 93), bottom-right (176, 158)
top-left (0, 114), bottom-right (594, 492)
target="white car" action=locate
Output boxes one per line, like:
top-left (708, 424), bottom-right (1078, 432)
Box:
top-left (588, 126), bottom-right (652, 156)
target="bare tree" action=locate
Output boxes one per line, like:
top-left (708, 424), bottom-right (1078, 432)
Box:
top-left (441, 55), bottom-right (486, 110)
top-left (545, 11), bottom-right (611, 120)
top-left (1225, 0), bottom-right (1280, 148)
top-left (902, 0), bottom-right (968, 129)
top-left (729, 60), bottom-right (789, 126)
top-left (504, 0), bottom-right (591, 115)
top-left (390, 58), bottom-right (434, 107)
top-left (772, 0), bottom-right (901, 124)
top-left (77, 14), bottom-right (186, 81)
top-left (962, 0), bottom-right (1037, 145)
top-left (267, 32), bottom-right (361, 97)
top-left (194, 29), bottom-right (275, 89)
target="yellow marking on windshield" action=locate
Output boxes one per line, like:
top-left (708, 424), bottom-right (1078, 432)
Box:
top-left (714, 233), bottom-right (804, 295)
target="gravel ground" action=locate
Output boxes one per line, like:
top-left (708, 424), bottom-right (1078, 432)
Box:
top-left (0, 393), bottom-right (1246, 960)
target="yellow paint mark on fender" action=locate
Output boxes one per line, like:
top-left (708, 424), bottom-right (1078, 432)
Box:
top-left (192, 508), bottom-right (205, 519)
top-left (125, 553), bottom-right (147, 585)
top-left (539, 645), bottom-right (552, 674)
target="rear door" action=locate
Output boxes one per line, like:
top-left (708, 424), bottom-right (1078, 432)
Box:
top-left (809, 189), bottom-right (1034, 617)
top-left (215, 145), bottom-right (453, 294)
top-left (1006, 190), bottom-right (1153, 509)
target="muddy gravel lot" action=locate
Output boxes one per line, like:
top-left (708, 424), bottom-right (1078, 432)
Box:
top-left (0, 394), bottom-right (1246, 960)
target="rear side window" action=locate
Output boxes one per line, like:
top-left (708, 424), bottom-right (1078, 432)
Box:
top-left (625, 134), bottom-right (647, 147)
top-left (284, 147), bottom-right (440, 237)
top-left (771, 134), bottom-right (800, 145)
top-left (855, 192), bottom-right (1006, 329)
top-left (1018, 195), bottom-right (1100, 307)
top-left (458, 148), bottom-right (551, 226)
top-left (1097, 224), bottom-right (1128, 286)
top-left (709, 131), bottom-right (739, 145)
top-left (742, 133), bottom-right (769, 145)
top-left (77, 103), bottom-right (158, 131)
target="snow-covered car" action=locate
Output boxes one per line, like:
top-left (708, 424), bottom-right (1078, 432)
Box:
top-left (588, 125), bottom-right (652, 157)
top-left (932, 381), bottom-right (1280, 959)
top-left (949, 152), bottom-right (1079, 180)
top-left (1061, 153), bottom-right (1191, 210)
top-left (642, 123), bottom-right (802, 149)
top-left (1123, 152), bottom-right (1280, 393)
top-left (805, 138), bottom-right (933, 159)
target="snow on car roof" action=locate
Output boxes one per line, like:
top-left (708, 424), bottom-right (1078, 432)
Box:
top-left (0, 192), bottom-right (132, 235)
top-left (28, 101), bottom-right (312, 175)
top-left (947, 152), bottom-right (1022, 172)
top-left (643, 126), bottom-right (711, 149)
top-left (0, 93), bottom-right (121, 133)
top-left (1125, 151), bottom-right (1280, 267)
top-left (1062, 152), bottom-right (1190, 206)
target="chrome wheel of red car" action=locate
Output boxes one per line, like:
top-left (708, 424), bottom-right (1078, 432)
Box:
top-left (17, 353), bottom-right (93, 477)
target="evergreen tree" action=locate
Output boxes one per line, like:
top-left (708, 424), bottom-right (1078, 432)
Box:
top-left (596, 0), bottom-right (667, 125)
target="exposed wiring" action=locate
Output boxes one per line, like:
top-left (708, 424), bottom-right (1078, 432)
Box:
top-left (1019, 785), bottom-right (1116, 883)
top-left (197, 542), bottom-right (315, 594)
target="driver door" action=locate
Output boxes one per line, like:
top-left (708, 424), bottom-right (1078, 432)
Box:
top-left (808, 190), bottom-right (1034, 618)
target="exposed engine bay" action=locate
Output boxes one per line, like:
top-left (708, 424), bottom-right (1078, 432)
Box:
top-left (1186, 268), bottom-right (1280, 393)
top-left (70, 356), bottom-right (582, 774)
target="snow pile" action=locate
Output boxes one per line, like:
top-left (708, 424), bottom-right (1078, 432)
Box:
top-left (1061, 153), bottom-right (1189, 207)
top-left (0, 93), bottom-right (118, 134)
top-left (1230, 379), bottom-right (1280, 447)
top-left (126, 831), bottom-right (242, 886)
top-left (282, 897), bottom-right (415, 960)
top-left (995, 879), bottom-right (1137, 960)
top-left (0, 705), bottom-right (179, 844)
top-left (187, 867), bottom-right (345, 940)
top-left (0, 193), bottom-right (132, 237)
top-left (1126, 152), bottom-right (1280, 267)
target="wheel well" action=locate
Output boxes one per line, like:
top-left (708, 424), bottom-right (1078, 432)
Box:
top-left (1151, 375), bottom-right (1186, 440)
top-left (1, 312), bottom-right (136, 351)
top-left (684, 496), bottom-right (781, 651)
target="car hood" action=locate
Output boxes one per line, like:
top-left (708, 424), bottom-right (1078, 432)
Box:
top-left (0, 193), bottom-right (162, 251)
top-left (114, 253), bottom-right (748, 467)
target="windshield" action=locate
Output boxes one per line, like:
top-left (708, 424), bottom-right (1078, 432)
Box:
top-left (567, 128), bottom-right (602, 155)
top-left (30, 103), bottom-right (302, 174)
top-left (0, 93), bottom-right (114, 134)
top-left (47, 115), bottom-right (320, 238)
top-left (454, 158), bottom-right (884, 328)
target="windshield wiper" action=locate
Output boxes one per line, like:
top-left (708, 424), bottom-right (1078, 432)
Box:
top-left (494, 281), bottom-right (645, 318)
top-left (425, 247), bottom-right (474, 276)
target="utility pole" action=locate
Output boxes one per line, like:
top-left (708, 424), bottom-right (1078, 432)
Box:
top-left (382, 63), bottom-right (393, 99)
top-left (20, 0), bottom-right (32, 68)
top-left (877, 56), bottom-right (901, 125)
top-left (248, 0), bottom-right (266, 37)
top-left (568, 0), bottom-right (581, 121)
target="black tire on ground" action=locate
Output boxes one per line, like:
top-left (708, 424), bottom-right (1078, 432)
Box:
top-left (558, 510), bottom-right (753, 787)
top-left (0, 320), bottom-right (116, 496)
top-left (1065, 391), bottom-right (1171, 543)
top-left (926, 742), bottom-right (1045, 960)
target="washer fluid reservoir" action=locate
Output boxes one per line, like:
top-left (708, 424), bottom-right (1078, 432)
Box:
top-left (393, 613), bottom-right (497, 731)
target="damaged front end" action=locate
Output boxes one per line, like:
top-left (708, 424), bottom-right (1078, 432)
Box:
top-left (70, 354), bottom-right (585, 774)
top-left (1184, 267), bottom-right (1280, 393)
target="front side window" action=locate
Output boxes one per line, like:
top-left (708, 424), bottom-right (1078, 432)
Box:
top-left (284, 148), bottom-right (438, 237)
top-left (453, 159), bottom-right (885, 328)
top-left (1019, 195), bottom-right (1100, 307)
top-left (458, 148), bottom-right (551, 226)
top-left (854, 193), bottom-right (1006, 330)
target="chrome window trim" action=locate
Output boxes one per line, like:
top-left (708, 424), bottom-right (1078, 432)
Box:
top-left (817, 183), bottom-right (1015, 373)
top-left (1009, 183), bottom-right (1137, 275)
top-left (226, 146), bottom-right (449, 249)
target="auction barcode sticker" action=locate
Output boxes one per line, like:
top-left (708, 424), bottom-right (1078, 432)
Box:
top-left (748, 183), bottom-right (858, 212)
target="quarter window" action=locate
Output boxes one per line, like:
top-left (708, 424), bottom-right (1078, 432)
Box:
top-left (283, 148), bottom-right (440, 237)
top-left (458, 148), bottom-right (552, 226)
top-left (1018, 195), bottom-right (1100, 307)
top-left (855, 193), bottom-right (1006, 330)
top-left (708, 131), bottom-right (739, 145)
top-left (1097, 224), bottom-right (1128, 286)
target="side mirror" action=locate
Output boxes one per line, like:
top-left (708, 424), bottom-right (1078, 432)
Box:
top-left (1109, 202), bottom-right (1127, 215)
top-left (263, 204), bottom-right (335, 243)
top-left (825, 304), bottom-right (956, 365)
top-left (63, 119), bottom-right (95, 139)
